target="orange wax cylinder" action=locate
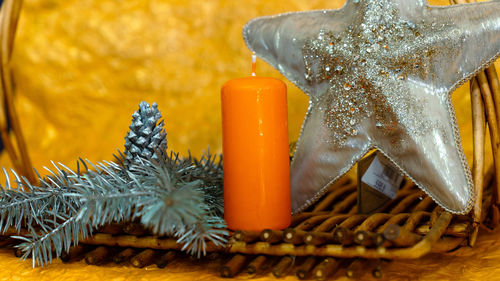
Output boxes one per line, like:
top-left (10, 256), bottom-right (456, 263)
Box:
top-left (221, 76), bottom-right (291, 231)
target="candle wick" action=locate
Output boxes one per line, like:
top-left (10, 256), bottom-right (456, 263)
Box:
top-left (251, 52), bottom-right (257, 77)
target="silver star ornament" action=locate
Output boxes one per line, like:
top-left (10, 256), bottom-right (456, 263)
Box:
top-left (243, 0), bottom-right (500, 214)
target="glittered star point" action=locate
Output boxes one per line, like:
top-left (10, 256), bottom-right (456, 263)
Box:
top-left (243, 0), bottom-right (500, 214)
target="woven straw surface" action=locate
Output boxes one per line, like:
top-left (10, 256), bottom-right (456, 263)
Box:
top-left (0, 228), bottom-right (498, 281)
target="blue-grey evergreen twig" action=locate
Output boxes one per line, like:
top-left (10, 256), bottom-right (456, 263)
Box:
top-left (0, 101), bottom-right (227, 266)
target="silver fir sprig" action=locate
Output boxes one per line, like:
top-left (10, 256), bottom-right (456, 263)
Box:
top-left (0, 101), bottom-right (227, 266)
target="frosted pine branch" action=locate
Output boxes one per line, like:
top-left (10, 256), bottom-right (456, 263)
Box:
top-left (0, 101), bottom-right (226, 266)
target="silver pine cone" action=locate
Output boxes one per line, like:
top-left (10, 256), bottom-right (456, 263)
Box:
top-left (124, 101), bottom-right (167, 165)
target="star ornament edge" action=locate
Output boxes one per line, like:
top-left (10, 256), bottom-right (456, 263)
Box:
top-left (242, 0), bottom-right (500, 214)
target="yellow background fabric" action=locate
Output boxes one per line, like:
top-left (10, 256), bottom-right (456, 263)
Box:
top-left (0, 0), bottom-right (499, 279)
top-left (10, 0), bottom-right (495, 171)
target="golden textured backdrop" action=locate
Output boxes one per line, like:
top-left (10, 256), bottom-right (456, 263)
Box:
top-left (0, 0), bottom-right (499, 280)
top-left (6, 0), bottom-right (496, 172)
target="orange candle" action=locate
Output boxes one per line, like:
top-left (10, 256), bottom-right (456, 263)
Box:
top-left (221, 55), bottom-right (291, 231)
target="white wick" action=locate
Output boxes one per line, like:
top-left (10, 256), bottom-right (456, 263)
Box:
top-left (251, 52), bottom-right (257, 76)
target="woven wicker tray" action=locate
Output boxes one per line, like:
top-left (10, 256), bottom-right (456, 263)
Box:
top-left (1, 168), bottom-right (493, 279)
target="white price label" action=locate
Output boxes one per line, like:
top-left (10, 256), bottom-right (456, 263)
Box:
top-left (360, 155), bottom-right (403, 199)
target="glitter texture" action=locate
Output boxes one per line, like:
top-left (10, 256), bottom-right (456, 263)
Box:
top-left (303, 7), bottom-right (455, 146)
top-left (243, 0), bottom-right (500, 214)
